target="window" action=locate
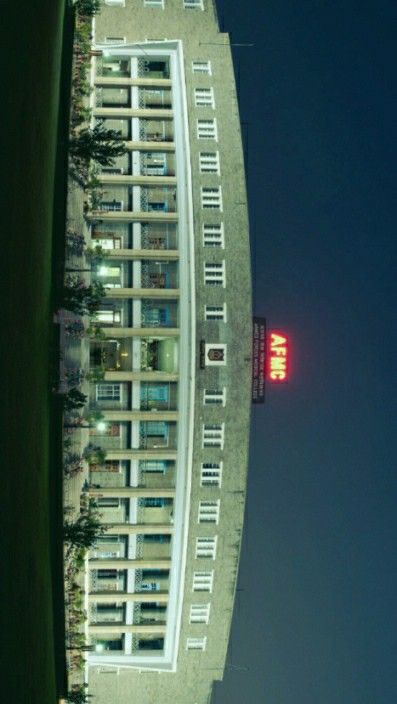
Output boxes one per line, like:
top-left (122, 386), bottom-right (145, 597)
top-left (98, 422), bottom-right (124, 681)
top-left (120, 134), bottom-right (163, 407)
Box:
top-left (198, 500), bottom-right (220, 523)
top-left (96, 383), bottom-right (121, 402)
top-left (144, 0), bottom-right (164, 5)
top-left (186, 637), bottom-right (207, 651)
top-left (192, 61), bottom-right (211, 75)
top-left (104, 37), bottom-right (126, 44)
top-left (197, 119), bottom-right (217, 141)
top-left (184, 0), bottom-right (204, 8)
top-left (100, 201), bottom-right (123, 212)
top-left (192, 571), bottom-right (213, 592)
top-left (96, 310), bottom-right (121, 325)
top-left (205, 304), bottom-right (226, 321)
top-left (201, 187), bottom-right (222, 210)
top-left (204, 261), bottom-right (225, 286)
top-left (140, 460), bottom-right (168, 474)
top-left (203, 388), bottom-right (226, 406)
top-left (195, 536), bottom-right (218, 558)
top-left (200, 463), bottom-right (222, 487)
top-left (97, 498), bottom-right (120, 508)
top-left (202, 424), bottom-right (224, 449)
top-left (195, 88), bottom-right (215, 108)
top-left (199, 152), bottom-right (220, 174)
top-left (189, 603), bottom-right (211, 624)
top-left (202, 223), bottom-right (224, 248)
top-left (105, 0), bottom-right (125, 5)
top-left (91, 237), bottom-right (122, 250)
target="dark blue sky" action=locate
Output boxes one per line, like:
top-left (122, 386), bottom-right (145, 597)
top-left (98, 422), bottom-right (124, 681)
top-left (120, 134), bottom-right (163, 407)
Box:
top-left (213, 1), bottom-right (396, 703)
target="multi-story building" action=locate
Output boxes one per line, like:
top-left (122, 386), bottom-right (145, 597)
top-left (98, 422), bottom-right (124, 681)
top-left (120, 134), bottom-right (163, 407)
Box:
top-left (82, 1), bottom-right (251, 702)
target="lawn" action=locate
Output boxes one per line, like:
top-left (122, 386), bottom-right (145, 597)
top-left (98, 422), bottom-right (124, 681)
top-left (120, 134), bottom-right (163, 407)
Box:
top-left (0, 1), bottom-right (74, 702)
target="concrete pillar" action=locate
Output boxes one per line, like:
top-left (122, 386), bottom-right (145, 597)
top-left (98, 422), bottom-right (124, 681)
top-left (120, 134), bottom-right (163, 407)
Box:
top-left (98, 248), bottom-right (179, 261)
top-left (89, 559), bottom-right (171, 570)
top-left (88, 591), bottom-right (169, 604)
top-left (101, 410), bottom-right (178, 422)
top-left (104, 524), bottom-right (173, 535)
top-left (89, 487), bottom-right (175, 498)
top-left (89, 624), bottom-right (166, 635)
top-left (94, 107), bottom-right (172, 119)
top-left (104, 288), bottom-right (179, 300)
top-left (104, 371), bottom-right (178, 382)
top-left (101, 327), bottom-right (179, 339)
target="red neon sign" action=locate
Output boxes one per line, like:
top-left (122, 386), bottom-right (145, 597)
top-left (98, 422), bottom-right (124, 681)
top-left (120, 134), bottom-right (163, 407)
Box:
top-left (267, 332), bottom-right (289, 382)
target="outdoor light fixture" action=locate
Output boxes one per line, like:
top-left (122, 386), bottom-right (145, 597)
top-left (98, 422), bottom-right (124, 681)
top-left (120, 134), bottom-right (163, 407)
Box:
top-left (96, 421), bottom-right (107, 432)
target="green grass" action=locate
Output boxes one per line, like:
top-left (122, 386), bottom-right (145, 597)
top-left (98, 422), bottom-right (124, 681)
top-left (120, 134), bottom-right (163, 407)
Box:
top-left (0, 1), bottom-right (74, 701)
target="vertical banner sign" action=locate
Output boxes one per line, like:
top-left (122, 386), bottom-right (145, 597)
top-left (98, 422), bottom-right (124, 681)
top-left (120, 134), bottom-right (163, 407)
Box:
top-left (252, 317), bottom-right (266, 403)
top-left (267, 332), bottom-right (289, 382)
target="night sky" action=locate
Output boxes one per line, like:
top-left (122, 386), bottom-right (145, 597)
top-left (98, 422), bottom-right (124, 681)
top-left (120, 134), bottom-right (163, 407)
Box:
top-left (213, 1), bottom-right (397, 703)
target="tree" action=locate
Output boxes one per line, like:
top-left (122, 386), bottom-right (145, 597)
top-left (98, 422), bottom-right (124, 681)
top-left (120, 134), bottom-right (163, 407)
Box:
top-left (63, 387), bottom-right (87, 412)
top-left (64, 506), bottom-right (105, 550)
top-left (69, 122), bottom-right (127, 168)
top-left (63, 277), bottom-right (107, 315)
top-left (75, 0), bottom-right (102, 17)
top-left (66, 684), bottom-right (93, 704)
top-left (83, 443), bottom-right (107, 465)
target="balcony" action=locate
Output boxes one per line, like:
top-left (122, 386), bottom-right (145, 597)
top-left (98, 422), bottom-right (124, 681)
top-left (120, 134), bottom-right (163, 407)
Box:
top-left (139, 120), bottom-right (174, 143)
top-left (141, 223), bottom-right (177, 250)
top-left (96, 57), bottom-right (131, 79)
top-left (138, 58), bottom-right (170, 80)
top-left (140, 153), bottom-right (175, 177)
top-left (139, 89), bottom-right (172, 110)
top-left (141, 301), bottom-right (178, 328)
top-left (139, 421), bottom-right (177, 450)
top-left (140, 382), bottom-right (178, 411)
top-left (140, 187), bottom-right (177, 214)
top-left (141, 261), bottom-right (178, 289)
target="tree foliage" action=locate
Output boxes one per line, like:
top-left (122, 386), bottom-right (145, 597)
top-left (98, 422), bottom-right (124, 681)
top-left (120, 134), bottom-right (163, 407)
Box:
top-left (75, 0), bottom-right (102, 17)
top-left (69, 122), bottom-right (127, 168)
top-left (64, 503), bottom-right (105, 550)
top-left (63, 277), bottom-right (107, 315)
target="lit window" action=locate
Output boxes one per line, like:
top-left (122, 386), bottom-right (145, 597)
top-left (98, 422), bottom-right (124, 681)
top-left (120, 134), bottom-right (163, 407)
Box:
top-left (189, 603), bottom-right (211, 624)
top-left (198, 500), bottom-right (220, 523)
top-left (192, 61), bottom-right (212, 75)
top-left (195, 536), bottom-right (218, 558)
top-left (203, 388), bottom-right (226, 406)
top-left (192, 571), bottom-right (213, 592)
top-left (200, 463), bottom-right (222, 487)
top-left (204, 260), bottom-right (225, 286)
top-left (186, 636), bottom-right (207, 651)
top-left (195, 88), bottom-right (215, 108)
top-left (202, 424), bottom-right (224, 449)
top-left (96, 310), bottom-right (121, 325)
top-left (199, 151), bottom-right (220, 174)
top-left (201, 187), bottom-right (222, 210)
top-left (205, 304), bottom-right (226, 321)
